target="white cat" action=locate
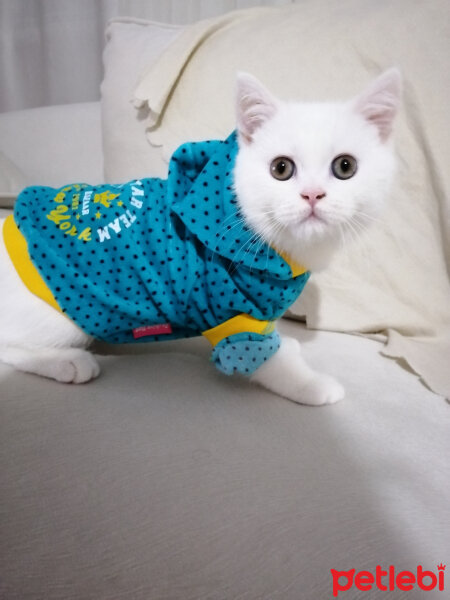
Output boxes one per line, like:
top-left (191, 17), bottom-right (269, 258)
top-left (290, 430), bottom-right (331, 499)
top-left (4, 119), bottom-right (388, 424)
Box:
top-left (0, 69), bottom-right (401, 405)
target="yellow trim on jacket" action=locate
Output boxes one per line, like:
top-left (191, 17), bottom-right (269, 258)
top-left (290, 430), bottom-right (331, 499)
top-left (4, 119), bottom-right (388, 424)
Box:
top-left (202, 313), bottom-right (276, 347)
top-left (201, 252), bottom-right (305, 347)
top-left (2, 215), bottom-right (61, 313)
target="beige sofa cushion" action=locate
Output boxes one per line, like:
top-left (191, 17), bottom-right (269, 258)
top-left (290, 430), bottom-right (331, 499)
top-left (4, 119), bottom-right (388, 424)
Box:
top-left (101, 17), bottom-right (182, 182)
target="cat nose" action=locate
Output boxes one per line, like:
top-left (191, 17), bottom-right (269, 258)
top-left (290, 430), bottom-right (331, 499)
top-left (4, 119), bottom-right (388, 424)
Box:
top-left (300, 188), bottom-right (327, 206)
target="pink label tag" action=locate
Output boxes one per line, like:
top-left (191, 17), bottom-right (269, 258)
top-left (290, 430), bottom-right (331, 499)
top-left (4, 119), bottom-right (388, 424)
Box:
top-left (132, 323), bottom-right (173, 339)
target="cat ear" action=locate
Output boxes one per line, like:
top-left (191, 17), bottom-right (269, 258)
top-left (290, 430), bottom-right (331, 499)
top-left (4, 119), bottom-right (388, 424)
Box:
top-left (353, 68), bottom-right (402, 142)
top-left (236, 72), bottom-right (279, 144)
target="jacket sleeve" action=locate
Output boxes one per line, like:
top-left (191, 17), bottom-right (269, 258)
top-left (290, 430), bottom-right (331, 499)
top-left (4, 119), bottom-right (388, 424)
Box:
top-left (211, 330), bottom-right (281, 376)
top-left (202, 313), bottom-right (281, 376)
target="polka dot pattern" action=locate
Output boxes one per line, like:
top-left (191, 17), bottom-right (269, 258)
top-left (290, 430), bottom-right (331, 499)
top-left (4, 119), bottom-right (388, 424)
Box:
top-left (212, 331), bottom-right (281, 375)
top-left (13, 131), bottom-right (310, 348)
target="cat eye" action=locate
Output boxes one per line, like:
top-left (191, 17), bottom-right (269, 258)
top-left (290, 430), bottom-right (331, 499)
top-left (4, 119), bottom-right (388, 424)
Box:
top-left (331, 154), bottom-right (358, 180)
top-left (270, 157), bottom-right (296, 181)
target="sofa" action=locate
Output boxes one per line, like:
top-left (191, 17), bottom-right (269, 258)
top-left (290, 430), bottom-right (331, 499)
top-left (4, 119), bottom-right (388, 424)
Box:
top-left (1, 3), bottom-right (449, 599)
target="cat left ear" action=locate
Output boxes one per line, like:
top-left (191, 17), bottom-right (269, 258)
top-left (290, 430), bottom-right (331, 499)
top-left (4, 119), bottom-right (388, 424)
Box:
top-left (236, 72), bottom-right (279, 144)
top-left (353, 68), bottom-right (402, 142)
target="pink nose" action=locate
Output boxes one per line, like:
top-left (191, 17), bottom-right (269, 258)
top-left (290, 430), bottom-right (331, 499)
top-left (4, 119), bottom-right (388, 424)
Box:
top-left (301, 188), bottom-right (327, 206)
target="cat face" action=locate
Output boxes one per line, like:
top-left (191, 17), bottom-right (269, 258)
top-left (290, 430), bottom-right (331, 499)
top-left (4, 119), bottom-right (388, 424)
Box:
top-left (233, 70), bottom-right (401, 269)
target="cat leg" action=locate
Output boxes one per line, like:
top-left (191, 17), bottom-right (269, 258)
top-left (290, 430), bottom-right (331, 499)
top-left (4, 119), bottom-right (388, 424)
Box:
top-left (0, 223), bottom-right (99, 383)
top-left (0, 345), bottom-right (100, 383)
top-left (250, 335), bottom-right (344, 405)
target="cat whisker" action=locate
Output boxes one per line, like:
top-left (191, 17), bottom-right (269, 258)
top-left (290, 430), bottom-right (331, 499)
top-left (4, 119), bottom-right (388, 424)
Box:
top-left (337, 217), bottom-right (374, 273)
top-left (232, 219), bottom-right (282, 274)
top-left (227, 226), bottom-right (268, 275)
top-left (352, 208), bottom-right (383, 225)
top-left (343, 218), bottom-right (364, 245)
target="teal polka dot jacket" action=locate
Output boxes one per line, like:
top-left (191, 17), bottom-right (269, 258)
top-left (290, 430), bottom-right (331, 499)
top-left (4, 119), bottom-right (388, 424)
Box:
top-left (7, 131), bottom-right (310, 375)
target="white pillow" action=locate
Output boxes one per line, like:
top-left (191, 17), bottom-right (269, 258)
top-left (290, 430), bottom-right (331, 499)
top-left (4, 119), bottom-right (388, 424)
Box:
top-left (0, 151), bottom-right (27, 208)
top-left (101, 17), bottom-right (183, 182)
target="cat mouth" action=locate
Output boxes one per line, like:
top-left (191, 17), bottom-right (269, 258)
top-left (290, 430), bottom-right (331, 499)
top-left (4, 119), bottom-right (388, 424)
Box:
top-left (284, 211), bottom-right (329, 238)
top-left (298, 209), bottom-right (328, 226)
top-left (304, 213), bottom-right (326, 224)
top-left (272, 209), bottom-right (330, 238)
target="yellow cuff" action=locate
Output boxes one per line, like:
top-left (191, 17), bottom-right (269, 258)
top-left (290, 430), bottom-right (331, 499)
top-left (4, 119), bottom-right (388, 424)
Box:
top-left (202, 313), bottom-right (276, 347)
top-left (2, 215), bottom-right (61, 313)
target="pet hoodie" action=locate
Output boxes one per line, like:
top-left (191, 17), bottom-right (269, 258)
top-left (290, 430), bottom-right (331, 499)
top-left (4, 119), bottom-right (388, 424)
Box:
top-left (3, 131), bottom-right (310, 375)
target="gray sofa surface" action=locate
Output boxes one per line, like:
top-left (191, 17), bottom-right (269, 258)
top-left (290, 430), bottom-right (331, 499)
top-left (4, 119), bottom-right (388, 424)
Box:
top-left (1, 321), bottom-right (448, 600)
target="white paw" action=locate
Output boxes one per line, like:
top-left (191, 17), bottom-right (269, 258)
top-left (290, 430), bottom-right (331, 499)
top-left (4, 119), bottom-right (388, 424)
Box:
top-left (52, 350), bottom-right (100, 384)
top-left (281, 336), bottom-right (302, 354)
top-left (298, 373), bottom-right (345, 406)
top-left (249, 334), bottom-right (344, 407)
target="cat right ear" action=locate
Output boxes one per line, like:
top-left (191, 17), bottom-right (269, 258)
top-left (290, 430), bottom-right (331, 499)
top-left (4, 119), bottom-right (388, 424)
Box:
top-left (353, 68), bottom-right (402, 142)
top-left (236, 72), bottom-right (278, 144)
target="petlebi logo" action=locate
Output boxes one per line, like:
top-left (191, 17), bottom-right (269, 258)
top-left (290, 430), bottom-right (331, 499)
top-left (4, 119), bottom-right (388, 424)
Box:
top-left (330, 563), bottom-right (445, 597)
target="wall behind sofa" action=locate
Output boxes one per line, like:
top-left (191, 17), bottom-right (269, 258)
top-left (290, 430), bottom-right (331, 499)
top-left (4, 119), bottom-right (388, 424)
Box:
top-left (0, 0), bottom-right (296, 113)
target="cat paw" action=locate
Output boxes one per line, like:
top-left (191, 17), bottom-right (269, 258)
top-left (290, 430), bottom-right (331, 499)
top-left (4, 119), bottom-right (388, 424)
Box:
top-left (296, 374), bottom-right (345, 406)
top-left (52, 350), bottom-right (100, 384)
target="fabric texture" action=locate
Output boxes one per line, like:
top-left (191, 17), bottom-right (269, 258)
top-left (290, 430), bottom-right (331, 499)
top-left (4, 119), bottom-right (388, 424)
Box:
top-left (9, 132), bottom-right (309, 372)
top-left (1, 321), bottom-right (449, 600)
top-left (125, 0), bottom-right (450, 399)
top-left (212, 330), bottom-right (281, 375)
